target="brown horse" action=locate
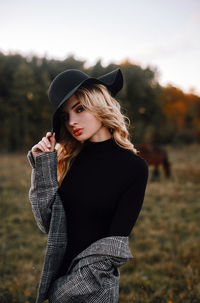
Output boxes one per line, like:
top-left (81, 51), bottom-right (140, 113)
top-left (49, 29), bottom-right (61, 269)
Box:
top-left (135, 143), bottom-right (171, 180)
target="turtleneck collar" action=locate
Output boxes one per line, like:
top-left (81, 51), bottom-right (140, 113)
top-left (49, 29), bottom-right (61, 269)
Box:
top-left (82, 137), bottom-right (119, 153)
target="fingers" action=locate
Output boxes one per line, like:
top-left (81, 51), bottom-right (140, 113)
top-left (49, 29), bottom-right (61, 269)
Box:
top-left (31, 144), bottom-right (42, 153)
top-left (46, 132), bottom-right (56, 151)
top-left (31, 132), bottom-right (56, 159)
top-left (42, 136), bottom-right (51, 149)
top-left (49, 132), bottom-right (56, 151)
top-left (46, 131), bottom-right (52, 139)
top-left (42, 139), bottom-right (51, 151)
top-left (33, 140), bottom-right (50, 152)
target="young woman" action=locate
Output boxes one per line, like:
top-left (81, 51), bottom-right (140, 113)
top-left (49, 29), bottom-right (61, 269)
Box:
top-left (27, 68), bottom-right (149, 303)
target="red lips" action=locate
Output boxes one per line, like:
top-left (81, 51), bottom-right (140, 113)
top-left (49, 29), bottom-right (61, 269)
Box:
top-left (73, 128), bottom-right (83, 135)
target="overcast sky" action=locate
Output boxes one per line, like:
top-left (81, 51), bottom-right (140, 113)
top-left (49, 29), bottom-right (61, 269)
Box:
top-left (0, 0), bottom-right (199, 95)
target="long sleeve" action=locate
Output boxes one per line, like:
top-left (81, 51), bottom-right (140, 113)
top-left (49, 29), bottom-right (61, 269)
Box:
top-left (27, 150), bottom-right (59, 234)
top-left (108, 157), bottom-right (149, 236)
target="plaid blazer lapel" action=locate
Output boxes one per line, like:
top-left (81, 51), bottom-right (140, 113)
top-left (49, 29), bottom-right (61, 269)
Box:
top-left (27, 150), bottom-right (68, 303)
top-left (66, 236), bottom-right (133, 274)
top-left (36, 193), bottom-right (67, 303)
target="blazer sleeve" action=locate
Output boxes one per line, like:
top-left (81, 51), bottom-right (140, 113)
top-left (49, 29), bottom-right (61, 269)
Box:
top-left (107, 157), bottom-right (149, 236)
top-left (27, 149), bottom-right (59, 234)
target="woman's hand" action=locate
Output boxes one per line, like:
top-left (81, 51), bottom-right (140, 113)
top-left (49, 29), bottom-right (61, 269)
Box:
top-left (31, 132), bottom-right (56, 161)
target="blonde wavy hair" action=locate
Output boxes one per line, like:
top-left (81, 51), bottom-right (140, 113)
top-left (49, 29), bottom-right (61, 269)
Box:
top-left (55, 83), bottom-right (139, 185)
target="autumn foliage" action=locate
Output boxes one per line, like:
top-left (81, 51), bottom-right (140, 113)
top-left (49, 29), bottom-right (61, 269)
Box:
top-left (160, 85), bottom-right (200, 142)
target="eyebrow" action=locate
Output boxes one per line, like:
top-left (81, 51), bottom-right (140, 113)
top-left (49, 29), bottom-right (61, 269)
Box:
top-left (71, 101), bottom-right (80, 109)
top-left (61, 101), bottom-right (80, 114)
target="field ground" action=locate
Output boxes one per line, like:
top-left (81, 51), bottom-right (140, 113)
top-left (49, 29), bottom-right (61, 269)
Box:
top-left (0, 144), bottom-right (200, 303)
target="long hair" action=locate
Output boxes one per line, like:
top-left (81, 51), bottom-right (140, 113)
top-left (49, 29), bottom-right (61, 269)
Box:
top-left (55, 83), bottom-right (139, 185)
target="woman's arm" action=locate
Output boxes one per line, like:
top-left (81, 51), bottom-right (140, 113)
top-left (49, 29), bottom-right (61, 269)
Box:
top-left (107, 157), bottom-right (149, 236)
top-left (27, 149), bottom-right (59, 234)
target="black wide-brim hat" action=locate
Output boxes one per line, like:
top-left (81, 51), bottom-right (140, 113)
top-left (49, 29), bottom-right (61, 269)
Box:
top-left (48, 68), bottom-right (123, 142)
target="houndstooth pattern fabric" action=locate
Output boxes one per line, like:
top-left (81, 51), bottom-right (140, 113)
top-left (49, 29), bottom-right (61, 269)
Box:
top-left (27, 150), bottom-right (133, 303)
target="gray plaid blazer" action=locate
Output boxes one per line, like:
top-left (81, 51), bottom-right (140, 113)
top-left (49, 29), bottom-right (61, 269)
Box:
top-left (27, 150), bottom-right (133, 303)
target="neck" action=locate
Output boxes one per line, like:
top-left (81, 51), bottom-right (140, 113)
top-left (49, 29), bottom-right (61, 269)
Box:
top-left (87, 127), bottom-right (112, 143)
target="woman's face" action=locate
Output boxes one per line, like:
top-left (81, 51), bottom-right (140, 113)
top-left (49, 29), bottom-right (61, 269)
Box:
top-left (60, 95), bottom-right (106, 142)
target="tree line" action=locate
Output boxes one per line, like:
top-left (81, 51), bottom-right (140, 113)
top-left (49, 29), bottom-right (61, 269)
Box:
top-left (0, 52), bottom-right (199, 152)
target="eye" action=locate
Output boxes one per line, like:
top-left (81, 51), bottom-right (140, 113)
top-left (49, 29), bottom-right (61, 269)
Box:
top-left (60, 106), bottom-right (85, 123)
top-left (76, 106), bottom-right (85, 113)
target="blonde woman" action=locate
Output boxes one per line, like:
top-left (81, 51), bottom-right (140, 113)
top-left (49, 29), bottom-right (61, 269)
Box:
top-left (27, 68), bottom-right (149, 303)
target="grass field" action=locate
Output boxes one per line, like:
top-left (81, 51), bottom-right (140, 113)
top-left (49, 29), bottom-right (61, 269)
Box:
top-left (0, 144), bottom-right (200, 303)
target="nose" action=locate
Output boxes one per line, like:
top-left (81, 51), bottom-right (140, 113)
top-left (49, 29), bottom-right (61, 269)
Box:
top-left (68, 113), bottom-right (78, 127)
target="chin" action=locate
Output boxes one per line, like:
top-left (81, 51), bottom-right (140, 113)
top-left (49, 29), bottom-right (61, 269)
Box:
top-left (74, 134), bottom-right (88, 142)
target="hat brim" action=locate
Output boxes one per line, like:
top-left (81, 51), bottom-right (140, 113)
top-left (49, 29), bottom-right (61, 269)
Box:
top-left (52, 68), bottom-right (123, 142)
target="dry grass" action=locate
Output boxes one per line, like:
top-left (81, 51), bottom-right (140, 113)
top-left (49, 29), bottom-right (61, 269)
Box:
top-left (0, 144), bottom-right (200, 303)
top-left (120, 143), bottom-right (200, 303)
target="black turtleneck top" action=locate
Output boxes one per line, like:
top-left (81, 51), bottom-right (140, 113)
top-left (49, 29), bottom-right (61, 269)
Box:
top-left (58, 137), bottom-right (148, 274)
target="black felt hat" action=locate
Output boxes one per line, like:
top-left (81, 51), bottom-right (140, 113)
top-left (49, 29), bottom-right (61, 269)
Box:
top-left (48, 68), bottom-right (123, 142)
